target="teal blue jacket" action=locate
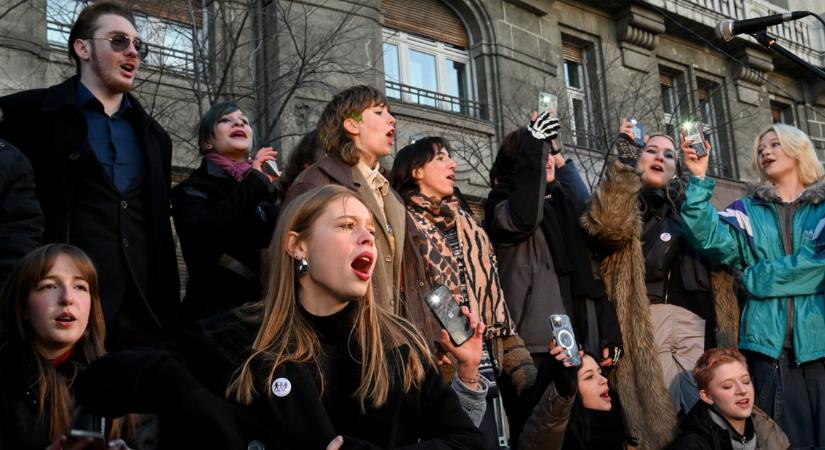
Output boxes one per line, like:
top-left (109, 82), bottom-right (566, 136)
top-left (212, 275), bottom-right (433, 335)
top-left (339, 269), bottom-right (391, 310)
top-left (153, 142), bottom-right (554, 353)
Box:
top-left (680, 175), bottom-right (825, 363)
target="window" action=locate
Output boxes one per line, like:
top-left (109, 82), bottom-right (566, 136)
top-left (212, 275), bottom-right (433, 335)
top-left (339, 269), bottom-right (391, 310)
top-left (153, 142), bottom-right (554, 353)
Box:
top-left (771, 101), bottom-right (795, 125)
top-left (660, 70), bottom-right (683, 132)
top-left (381, 0), bottom-right (480, 118)
top-left (562, 42), bottom-right (594, 148)
top-left (46, 0), bottom-right (197, 75)
top-left (697, 79), bottom-right (735, 178)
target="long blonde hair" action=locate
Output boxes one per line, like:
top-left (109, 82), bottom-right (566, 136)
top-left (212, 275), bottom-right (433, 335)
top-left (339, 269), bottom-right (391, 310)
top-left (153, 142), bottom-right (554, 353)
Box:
top-left (228, 185), bottom-right (431, 410)
top-left (752, 124), bottom-right (824, 186)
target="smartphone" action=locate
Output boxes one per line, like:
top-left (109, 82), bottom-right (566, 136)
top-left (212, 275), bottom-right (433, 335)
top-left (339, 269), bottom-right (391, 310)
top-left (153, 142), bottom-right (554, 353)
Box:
top-left (681, 121), bottom-right (708, 157)
top-left (538, 92), bottom-right (558, 117)
top-left (548, 314), bottom-right (581, 366)
top-left (67, 415), bottom-right (106, 450)
top-left (629, 118), bottom-right (645, 146)
top-left (425, 284), bottom-right (473, 346)
top-left (263, 159), bottom-right (281, 177)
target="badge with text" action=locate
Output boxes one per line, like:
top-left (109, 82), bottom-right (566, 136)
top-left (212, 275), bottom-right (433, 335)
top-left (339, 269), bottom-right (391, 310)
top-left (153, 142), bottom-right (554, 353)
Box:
top-left (271, 377), bottom-right (292, 397)
top-left (660, 232), bottom-right (672, 242)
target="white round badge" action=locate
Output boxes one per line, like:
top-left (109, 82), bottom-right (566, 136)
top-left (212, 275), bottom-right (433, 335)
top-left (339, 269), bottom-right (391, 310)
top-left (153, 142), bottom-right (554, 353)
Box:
top-left (271, 377), bottom-right (292, 397)
top-left (660, 232), bottom-right (672, 242)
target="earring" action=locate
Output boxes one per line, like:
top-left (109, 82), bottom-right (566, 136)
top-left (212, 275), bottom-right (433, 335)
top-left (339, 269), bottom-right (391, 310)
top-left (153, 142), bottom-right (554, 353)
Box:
top-left (296, 256), bottom-right (309, 276)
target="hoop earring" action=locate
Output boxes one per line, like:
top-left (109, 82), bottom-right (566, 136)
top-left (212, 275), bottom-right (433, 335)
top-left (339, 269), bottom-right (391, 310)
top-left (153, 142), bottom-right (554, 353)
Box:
top-left (296, 257), bottom-right (309, 276)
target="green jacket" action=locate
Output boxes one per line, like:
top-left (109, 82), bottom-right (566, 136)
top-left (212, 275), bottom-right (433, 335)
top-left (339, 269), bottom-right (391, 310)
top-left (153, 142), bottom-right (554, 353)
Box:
top-left (680, 175), bottom-right (825, 363)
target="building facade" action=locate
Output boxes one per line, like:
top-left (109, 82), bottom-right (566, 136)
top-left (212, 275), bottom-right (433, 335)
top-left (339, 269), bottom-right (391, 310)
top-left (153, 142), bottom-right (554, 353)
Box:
top-left (2, 0), bottom-right (824, 210)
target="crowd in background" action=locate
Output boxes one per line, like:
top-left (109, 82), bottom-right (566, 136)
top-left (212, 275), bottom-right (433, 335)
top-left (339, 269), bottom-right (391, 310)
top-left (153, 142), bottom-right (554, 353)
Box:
top-left (1, 2), bottom-right (823, 450)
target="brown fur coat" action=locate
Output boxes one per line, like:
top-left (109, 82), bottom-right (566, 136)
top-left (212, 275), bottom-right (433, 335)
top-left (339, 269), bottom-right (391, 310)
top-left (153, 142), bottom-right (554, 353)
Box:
top-left (581, 161), bottom-right (739, 450)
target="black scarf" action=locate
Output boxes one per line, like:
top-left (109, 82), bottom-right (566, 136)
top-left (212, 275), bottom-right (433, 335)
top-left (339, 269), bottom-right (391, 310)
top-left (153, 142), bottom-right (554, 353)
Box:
top-left (540, 182), bottom-right (603, 301)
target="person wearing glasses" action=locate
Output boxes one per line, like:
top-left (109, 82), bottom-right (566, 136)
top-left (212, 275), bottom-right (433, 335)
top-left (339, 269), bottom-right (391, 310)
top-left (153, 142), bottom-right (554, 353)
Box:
top-left (0, 1), bottom-right (179, 349)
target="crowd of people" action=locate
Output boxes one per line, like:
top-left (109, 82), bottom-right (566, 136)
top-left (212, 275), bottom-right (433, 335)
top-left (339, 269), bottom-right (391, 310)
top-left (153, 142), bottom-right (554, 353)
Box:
top-left (0, 2), bottom-right (823, 450)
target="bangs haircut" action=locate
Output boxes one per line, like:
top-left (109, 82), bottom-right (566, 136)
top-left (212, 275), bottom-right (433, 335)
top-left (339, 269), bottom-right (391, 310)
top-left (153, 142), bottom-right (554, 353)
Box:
top-left (752, 123), bottom-right (825, 186)
top-left (196, 102), bottom-right (249, 154)
top-left (693, 348), bottom-right (747, 391)
top-left (389, 136), bottom-right (450, 198)
top-left (317, 85), bottom-right (388, 166)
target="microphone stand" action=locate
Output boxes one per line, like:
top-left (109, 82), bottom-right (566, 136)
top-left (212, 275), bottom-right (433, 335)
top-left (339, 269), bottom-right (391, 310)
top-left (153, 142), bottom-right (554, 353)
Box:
top-left (751, 31), bottom-right (825, 82)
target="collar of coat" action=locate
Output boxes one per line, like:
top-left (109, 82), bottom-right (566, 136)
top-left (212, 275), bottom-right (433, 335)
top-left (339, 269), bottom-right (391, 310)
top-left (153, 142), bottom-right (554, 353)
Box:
top-left (41, 75), bottom-right (150, 123)
top-left (746, 176), bottom-right (825, 205)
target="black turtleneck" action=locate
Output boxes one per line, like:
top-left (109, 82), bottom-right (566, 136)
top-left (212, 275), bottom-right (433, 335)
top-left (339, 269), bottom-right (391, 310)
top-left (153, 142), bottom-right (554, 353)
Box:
top-left (300, 301), bottom-right (366, 434)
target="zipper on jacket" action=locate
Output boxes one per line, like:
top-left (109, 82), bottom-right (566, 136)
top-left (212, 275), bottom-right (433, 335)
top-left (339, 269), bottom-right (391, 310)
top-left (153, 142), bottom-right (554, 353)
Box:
top-left (663, 269), bottom-right (671, 304)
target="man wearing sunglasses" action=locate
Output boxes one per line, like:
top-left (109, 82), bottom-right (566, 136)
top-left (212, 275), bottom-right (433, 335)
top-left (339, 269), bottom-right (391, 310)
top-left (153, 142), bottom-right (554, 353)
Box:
top-left (0, 1), bottom-right (179, 350)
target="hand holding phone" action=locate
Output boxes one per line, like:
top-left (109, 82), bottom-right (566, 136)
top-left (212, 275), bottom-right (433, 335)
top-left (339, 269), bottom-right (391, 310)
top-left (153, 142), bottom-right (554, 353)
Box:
top-left (549, 314), bottom-right (581, 367)
top-left (681, 121), bottom-right (708, 157)
top-left (425, 285), bottom-right (474, 346)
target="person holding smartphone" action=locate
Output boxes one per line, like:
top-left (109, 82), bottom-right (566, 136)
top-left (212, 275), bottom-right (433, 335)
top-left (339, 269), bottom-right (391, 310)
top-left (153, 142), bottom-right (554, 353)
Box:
top-left (0, 244), bottom-right (132, 450)
top-left (518, 342), bottom-right (636, 450)
top-left (580, 119), bottom-right (739, 450)
top-left (171, 101), bottom-right (280, 324)
top-left (228, 185), bottom-right (484, 449)
top-left (680, 123), bottom-right (825, 448)
top-left (390, 137), bottom-right (537, 448)
top-left (484, 112), bottom-right (622, 372)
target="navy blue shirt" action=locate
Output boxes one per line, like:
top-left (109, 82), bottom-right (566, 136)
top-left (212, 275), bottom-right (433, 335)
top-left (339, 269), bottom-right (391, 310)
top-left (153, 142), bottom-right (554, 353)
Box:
top-left (77, 81), bottom-right (145, 192)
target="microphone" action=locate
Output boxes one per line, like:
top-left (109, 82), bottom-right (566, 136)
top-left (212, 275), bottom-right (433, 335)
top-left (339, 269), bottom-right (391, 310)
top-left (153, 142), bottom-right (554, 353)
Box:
top-left (716, 11), bottom-right (811, 41)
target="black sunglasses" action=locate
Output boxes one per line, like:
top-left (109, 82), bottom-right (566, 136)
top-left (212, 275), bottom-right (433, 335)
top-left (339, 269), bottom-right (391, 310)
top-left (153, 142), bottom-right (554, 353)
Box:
top-left (87, 34), bottom-right (149, 59)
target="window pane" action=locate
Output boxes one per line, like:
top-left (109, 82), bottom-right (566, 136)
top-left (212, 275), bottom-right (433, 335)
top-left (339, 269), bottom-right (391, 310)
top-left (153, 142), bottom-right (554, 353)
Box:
top-left (572, 98), bottom-right (588, 147)
top-left (564, 61), bottom-right (582, 89)
top-left (383, 43), bottom-right (400, 99)
top-left (445, 60), bottom-right (466, 113)
top-left (47, 0), bottom-right (83, 45)
top-left (661, 84), bottom-right (674, 114)
top-left (408, 49), bottom-right (437, 107)
top-left (163, 23), bottom-right (193, 71)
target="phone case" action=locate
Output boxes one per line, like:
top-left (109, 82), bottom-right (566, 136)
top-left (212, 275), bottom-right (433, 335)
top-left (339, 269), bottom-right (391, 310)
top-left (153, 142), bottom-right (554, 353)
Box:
top-left (549, 314), bottom-right (581, 366)
top-left (682, 122), bottom-right (708, 156)
top-left (538, 92), bottom-right (558, 116)
top-left (425, 284), bottom-right (473, 346)
top-left (263, 159), bottom-right (281, 177)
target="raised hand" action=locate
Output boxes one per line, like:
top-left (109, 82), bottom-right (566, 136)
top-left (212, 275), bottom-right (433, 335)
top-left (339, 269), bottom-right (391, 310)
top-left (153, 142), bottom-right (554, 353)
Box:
top-left (528, 111), bottom-right (561, 144)
top-left (251, 146), bottom-right (279, 182)
top-left (680, 132), bottom-right (711, 179)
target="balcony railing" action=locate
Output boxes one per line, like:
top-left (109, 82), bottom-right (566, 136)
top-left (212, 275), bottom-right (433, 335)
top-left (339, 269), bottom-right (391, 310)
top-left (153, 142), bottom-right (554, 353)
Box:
top-left (385, 81), bottom-right (487, 120)
top-left (47, 15), bottom-right (196, 76)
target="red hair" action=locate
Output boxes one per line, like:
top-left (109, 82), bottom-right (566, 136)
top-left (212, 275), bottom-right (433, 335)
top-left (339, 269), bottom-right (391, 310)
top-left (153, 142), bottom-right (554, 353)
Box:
top-left (693, 348), bottom-right (747, 391)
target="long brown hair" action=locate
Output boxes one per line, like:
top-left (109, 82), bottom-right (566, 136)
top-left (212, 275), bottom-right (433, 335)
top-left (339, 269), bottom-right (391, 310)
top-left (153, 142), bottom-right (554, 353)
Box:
top-left (229, 185), bottom-right (432, 410)
top-left (0, 244), bottom-right (113, 441)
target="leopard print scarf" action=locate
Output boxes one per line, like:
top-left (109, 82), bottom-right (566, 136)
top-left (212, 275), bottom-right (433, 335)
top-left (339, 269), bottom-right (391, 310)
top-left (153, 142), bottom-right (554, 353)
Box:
top-left (405, 193), bottom-right (515, 338)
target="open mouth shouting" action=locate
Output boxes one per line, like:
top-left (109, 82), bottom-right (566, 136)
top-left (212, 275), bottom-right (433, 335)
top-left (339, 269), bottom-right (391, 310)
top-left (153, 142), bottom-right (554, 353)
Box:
top-left (120, 62), bottom-right (137, 78)
top-left (230, 130), bottom-right (248, 139)
top-left (351, 251), bottom-right (375, 281)
top-left (386, 127), bottom-right (395, 146)
top-left (600, 389), bottom-right (611, 403)
top-left (761, 157), bottom-right (775, 169)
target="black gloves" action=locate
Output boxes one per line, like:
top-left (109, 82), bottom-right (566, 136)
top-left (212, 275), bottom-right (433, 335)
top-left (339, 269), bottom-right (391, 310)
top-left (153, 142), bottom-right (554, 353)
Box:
top-left (549, 355), bottom-right (578, 399)
top-left (615, 133), bottom-right (642, 166)
top-left (528, 111), bottom-right (561, 146)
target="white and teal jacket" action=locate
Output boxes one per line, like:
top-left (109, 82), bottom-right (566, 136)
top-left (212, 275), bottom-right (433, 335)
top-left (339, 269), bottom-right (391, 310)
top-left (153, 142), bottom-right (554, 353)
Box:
top-left (680, 175), bottom-right (825, 364)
